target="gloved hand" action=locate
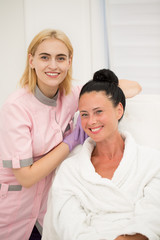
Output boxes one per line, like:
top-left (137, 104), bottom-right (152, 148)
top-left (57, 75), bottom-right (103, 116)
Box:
top-left (63, 114), bottom-right (88, 152)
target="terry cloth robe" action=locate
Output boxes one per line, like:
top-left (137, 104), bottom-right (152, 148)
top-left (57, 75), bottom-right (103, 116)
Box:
top-left (49, 132), bottom-right (160, 240)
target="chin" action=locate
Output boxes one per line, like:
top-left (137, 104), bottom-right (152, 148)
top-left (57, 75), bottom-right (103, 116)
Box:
top-left (89, 136), bottom-right (103, 143)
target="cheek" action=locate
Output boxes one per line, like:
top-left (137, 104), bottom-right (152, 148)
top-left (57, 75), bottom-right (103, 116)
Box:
top-left (62, 61), bottom-right (71, 71)
top-left (99, 115), bottom-right (109, 124)
top-left (34, 67), bottom-right (43, 78)
top-left (80, 119), bottom-right (87, 130)
top-left (34, 61), bottom-right (44, 72)
top-left (103, 114), bottom-right (117, 128)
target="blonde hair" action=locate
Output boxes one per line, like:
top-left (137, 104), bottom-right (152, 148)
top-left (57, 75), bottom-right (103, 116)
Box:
top-left (19, 29), bottom-right (73, 95)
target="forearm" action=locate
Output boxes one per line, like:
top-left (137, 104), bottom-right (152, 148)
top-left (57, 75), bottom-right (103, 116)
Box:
top-left (119, 79), bottom-right (142, 98)
top-left (115, 234), bottom-right (148, 240)
top-left (13, 142), bottom-right (69, 188)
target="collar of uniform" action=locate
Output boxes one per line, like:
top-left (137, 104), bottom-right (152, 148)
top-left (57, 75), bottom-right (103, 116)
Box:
top-left (34, 85), bottom-right (58, 106)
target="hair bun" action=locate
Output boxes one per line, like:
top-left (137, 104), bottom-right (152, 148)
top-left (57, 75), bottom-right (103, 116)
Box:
top-left (93, 69), bottom-right (118, 86)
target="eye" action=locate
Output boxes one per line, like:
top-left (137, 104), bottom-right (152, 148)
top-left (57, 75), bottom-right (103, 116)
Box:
top-left (96, 110), bottom-right (102, 114)
top-left (81, 113), bottom-right (88, 117)
top-left (57, 56), bottom-right (66, 62)
top-left (40, 55), bottom-right (49, 60)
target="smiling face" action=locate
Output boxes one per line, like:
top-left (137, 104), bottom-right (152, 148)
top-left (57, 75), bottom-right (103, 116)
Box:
top-left (79, 91), bottom-right (123, 143)
top-left (29, 38), bottom-right (72, 98)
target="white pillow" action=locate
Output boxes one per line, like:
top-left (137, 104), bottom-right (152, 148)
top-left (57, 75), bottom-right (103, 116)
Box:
top-left (119, 94), bottom-right (160, 150)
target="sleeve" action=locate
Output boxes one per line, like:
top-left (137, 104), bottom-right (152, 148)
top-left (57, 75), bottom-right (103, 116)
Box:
top-left (0, 102), bottom-right (33, 169)
top-left (51, 165), bottom-right (100, 240)
top-left (118, 170), bottom-right (160, 240)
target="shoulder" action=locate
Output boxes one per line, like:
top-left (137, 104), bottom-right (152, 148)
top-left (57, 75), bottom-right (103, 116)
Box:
top-left (139, 145), bottom-right (160, 161)
top-left (138, 146), bottom-right (160, 180)
top-left (1, 87), bottom-right (33, 110)
top-left (71, 85), bottom-right (81, 96)
top-left (4, 87), bottom-right (32, 104)
top-left (134, 145), bottom-right (160, 180)
top-left (57, 145), bottom-right (82, 172)
top-left (58, 85), bottom-right (81, 113)
top-left (61, 85), bottom-right (81, 99)
top-left (69, 86), bottom-right (81, 100)
top-left (56, 139), bottom-right (94, 176)
top-left (53, 147), bottom-right (82, 188)
top-left (122, 131), bottom-right (160, 167)
top-left (0, 87), bottom-right (36, 124)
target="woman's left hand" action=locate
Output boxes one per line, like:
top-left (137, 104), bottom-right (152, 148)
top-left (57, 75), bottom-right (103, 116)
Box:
top-left (114, 234), bottom-right (148, 240)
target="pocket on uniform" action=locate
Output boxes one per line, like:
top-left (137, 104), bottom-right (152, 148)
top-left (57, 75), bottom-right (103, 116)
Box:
top-left (0, 183), bottom-right (22, 227)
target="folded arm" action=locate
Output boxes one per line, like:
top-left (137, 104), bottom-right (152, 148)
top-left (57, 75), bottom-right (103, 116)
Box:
top-left (119, 79), bottom-right (142, 98)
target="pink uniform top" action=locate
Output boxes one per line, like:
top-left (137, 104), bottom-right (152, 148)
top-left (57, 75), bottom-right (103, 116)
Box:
top-left (0, 85), bottom-right (81, 240)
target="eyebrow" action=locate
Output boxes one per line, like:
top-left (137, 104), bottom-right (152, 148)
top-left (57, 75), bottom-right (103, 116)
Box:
top-left (39, 53), bottom-right (50, 56)
top-left (93, 107), bottom-right (100, 111)
top-left (57, 54), bottom-right (68, 57)
top-left (39, 53), bottom-right (68, 57)
top-left (80, 110), bottom-right (88, 113)
top-left (80, 107), bottom-right (100, 113)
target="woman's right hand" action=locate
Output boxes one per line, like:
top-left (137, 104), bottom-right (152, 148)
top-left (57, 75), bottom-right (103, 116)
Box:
top-left (63, 114), bottom-right (88, 151)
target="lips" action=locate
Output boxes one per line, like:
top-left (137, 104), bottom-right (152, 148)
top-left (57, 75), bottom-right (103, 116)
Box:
top-left (46, 72), bottom-right (60, 77)
top-left (89, 126), bottom-right (103, 133)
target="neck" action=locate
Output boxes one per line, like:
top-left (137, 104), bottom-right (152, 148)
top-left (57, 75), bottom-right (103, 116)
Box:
top-left (92, 133), bottom-right (124, 161)
top-left (37, 83), bottom-right (59, 99)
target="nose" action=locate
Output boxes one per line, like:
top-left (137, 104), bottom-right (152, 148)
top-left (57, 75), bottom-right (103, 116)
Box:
top-left (88, 114), bottom-right (96, 126)
top-left (48, 58), bottom-right (58, 69)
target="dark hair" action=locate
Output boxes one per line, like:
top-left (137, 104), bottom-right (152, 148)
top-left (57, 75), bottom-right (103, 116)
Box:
top-left (79, 69), bottom-right (126, 120)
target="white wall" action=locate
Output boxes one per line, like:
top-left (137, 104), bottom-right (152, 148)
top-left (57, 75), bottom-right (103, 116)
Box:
top-left (0, 0), bottom-right (25, 106)
top-left (105, 0), bottom-right (160, 94)
top-left (0, 0), bottom-right (107, 107)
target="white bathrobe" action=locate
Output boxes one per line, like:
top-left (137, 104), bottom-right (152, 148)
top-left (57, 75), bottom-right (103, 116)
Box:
top-left (43, 131), bottom-right (160, 240)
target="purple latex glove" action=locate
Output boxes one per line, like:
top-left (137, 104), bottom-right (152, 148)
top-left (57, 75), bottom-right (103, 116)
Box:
top-left (63, 114), bottom-right (88, 151)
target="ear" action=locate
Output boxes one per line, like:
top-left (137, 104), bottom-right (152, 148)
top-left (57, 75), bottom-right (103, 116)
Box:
top-left (116, 102), bottom-right (124, 121)
top-left (28, 54), bottom-right (34, 69)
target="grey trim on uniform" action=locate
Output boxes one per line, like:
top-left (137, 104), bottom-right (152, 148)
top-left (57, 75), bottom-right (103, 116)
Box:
top-left (2, 157), bottom-right (33, 168)
top-left (34, 85), bottom-right (58, 106)
top-left (0, 184), bottom-right (22, 191)
top-left (36, 220), bottom-right (42, 235)
top-left (64, 123), bottom-right (71, 132)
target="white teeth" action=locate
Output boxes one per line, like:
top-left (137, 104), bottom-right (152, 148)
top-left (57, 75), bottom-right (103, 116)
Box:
top-left (91, 127), bottom-right (101, 132)
top-left (46, 73), bottom-right (59, 76)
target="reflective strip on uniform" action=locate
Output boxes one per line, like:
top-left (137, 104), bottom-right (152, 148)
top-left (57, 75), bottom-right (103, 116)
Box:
top-left (2, 157), bottom-right (33, 168)
top-left (0, 184), bottom-right (22, 191)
